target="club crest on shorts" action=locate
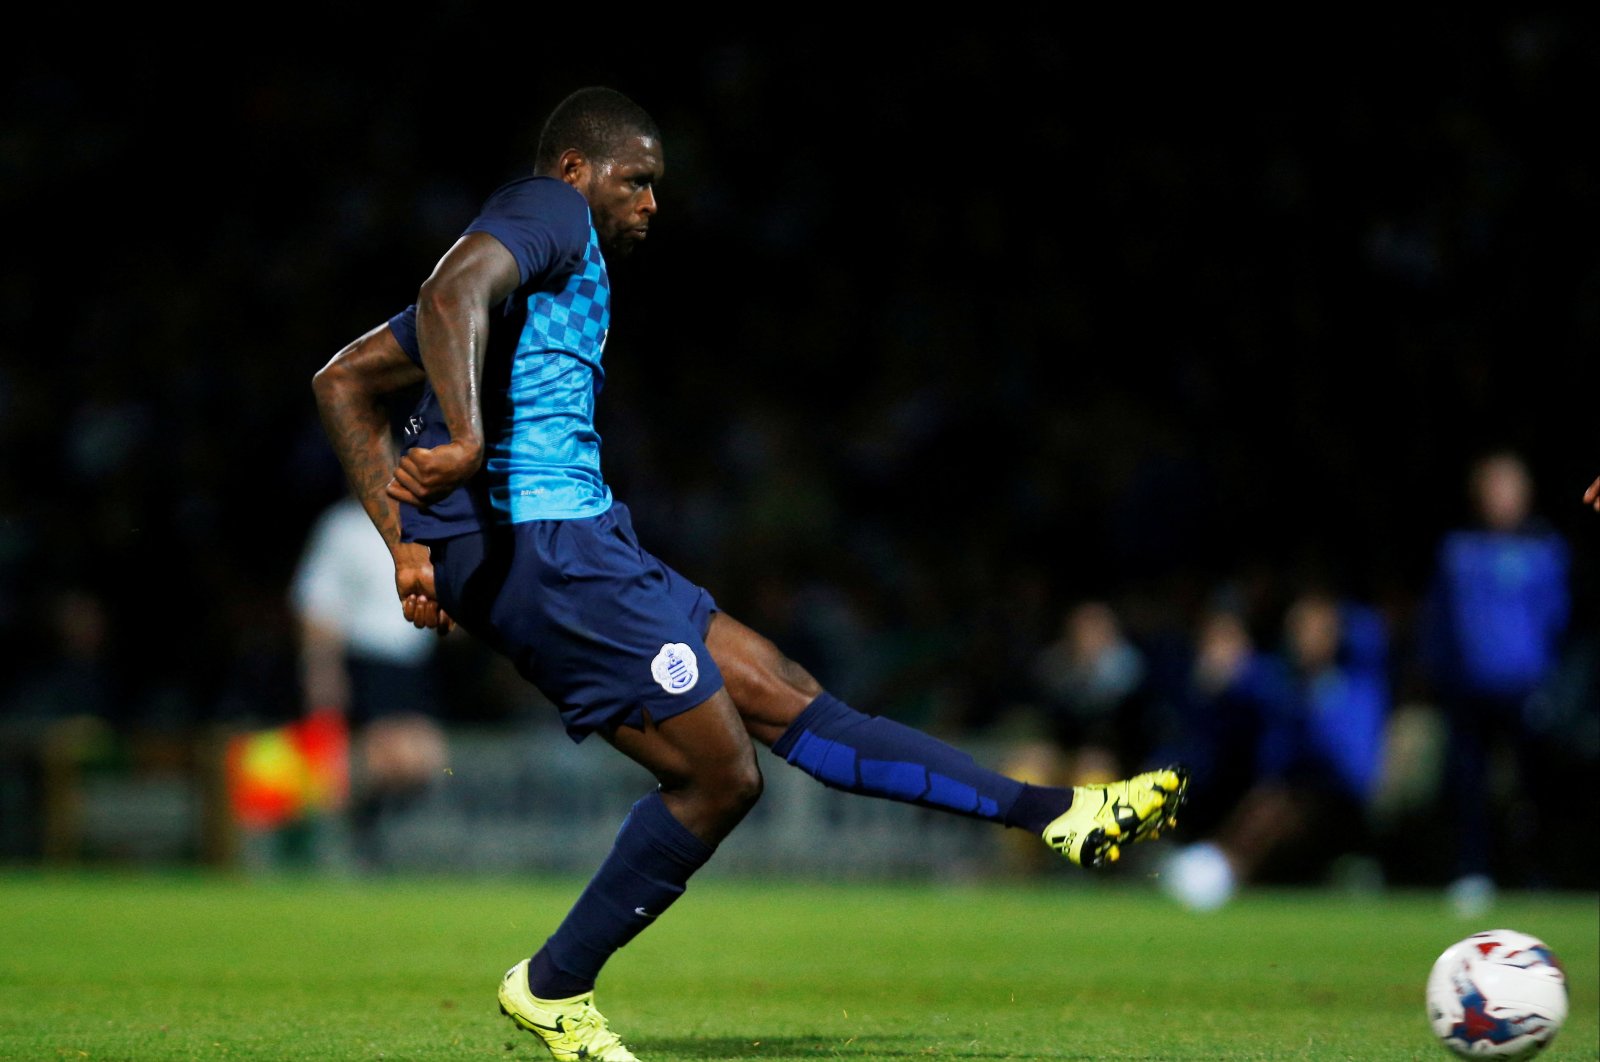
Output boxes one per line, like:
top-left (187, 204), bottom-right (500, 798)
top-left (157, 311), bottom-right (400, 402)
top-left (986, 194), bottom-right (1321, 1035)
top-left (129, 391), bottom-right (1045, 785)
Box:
top-left (650, 642), bottom-right (700, 694)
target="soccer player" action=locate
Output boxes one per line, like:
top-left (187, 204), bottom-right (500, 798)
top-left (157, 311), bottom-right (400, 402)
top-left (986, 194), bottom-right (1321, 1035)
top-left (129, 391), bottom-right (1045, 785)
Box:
top-left (310, 86), bottom-right (1188, 1062)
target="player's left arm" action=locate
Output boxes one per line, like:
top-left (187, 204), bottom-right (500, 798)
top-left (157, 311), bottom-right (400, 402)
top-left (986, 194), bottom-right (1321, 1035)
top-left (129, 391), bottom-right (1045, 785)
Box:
top-left (1584, 476), bottom-right (1600, 512)
top-left (387, 232), bottom-right (522, 507)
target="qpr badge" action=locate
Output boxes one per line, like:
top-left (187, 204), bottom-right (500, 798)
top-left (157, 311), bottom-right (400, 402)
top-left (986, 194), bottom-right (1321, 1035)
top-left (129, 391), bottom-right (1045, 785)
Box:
top-left (650, 642), bottom-right (700, 695)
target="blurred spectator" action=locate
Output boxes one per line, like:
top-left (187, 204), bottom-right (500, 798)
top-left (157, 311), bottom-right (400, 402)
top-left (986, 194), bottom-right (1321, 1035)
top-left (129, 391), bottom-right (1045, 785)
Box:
top-left (1287, 592), bottom-right (1390, 811)
top-left (1417, 450), bottom-right (1571, 914)
top-left (1, 588), bottom-right (117, 724)
top-left (1029, 599), bottom-right (1153, 782)
top-left (1156, 589), bottom-right (1391, 910)
top-left (0, 587), bottom-right (120, 862)
top-left (996, 599), bottom-right (1153, 875)
top-left (1151, 597), bottom-right (1294, 908)
top-left (288, 495), bottom-right (451, 871)
top-left (1157, 597), bottom-right (1299, 829)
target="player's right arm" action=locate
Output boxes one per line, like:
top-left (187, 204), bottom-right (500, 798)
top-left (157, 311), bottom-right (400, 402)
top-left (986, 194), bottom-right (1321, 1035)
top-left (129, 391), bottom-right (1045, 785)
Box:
top-left (1585, 476), bottom-right (1600, 512)
top-left (311, 324), bottom-right (423, 549)
top-left (386, 232), bottom-right (522, 507)
top-left (310, 325), bottom-right (453, 632)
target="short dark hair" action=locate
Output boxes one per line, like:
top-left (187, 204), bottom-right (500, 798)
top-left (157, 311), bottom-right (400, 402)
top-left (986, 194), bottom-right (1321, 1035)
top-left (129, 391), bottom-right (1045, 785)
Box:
top-left (535, 87), bottom-right (660, 172)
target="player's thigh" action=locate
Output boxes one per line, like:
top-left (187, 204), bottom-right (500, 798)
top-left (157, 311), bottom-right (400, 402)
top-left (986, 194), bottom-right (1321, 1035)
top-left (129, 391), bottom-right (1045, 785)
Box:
top-left (605, 687), bottom-right (760, 794)
top-left (440, 515), bottom-right (729, 741)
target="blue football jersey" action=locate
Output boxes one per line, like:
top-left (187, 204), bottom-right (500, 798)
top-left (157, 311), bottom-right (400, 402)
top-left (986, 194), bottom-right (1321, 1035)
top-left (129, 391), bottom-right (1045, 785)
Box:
top-left (389, 176), bottom-right (614, 541)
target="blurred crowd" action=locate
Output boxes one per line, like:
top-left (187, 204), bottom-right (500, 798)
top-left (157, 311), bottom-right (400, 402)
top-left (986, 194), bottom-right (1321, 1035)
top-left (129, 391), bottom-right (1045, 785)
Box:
top-left (1000, 450), bottom-right (1594, 906)
top-left (2, 24), bottom-right (1596, 892)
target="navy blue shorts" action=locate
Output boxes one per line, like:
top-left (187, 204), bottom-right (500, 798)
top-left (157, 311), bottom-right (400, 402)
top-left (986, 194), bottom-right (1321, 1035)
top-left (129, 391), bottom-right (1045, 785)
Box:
top-left (426, 502), bottom-right (724, 742)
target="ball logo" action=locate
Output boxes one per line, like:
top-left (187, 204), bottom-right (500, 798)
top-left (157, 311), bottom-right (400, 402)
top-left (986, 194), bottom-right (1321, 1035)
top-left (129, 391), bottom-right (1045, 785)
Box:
top-left (650, 642), bottom-right (700, 695)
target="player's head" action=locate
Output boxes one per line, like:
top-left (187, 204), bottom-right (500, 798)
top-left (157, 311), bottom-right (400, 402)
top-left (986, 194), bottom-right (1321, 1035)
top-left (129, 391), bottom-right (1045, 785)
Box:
top-left (536, 86), bottom-right (663, 258)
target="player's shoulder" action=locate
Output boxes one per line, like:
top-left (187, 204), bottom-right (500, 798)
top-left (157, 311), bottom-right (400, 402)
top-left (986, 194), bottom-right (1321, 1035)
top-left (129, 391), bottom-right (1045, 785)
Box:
top-left (478, 176), bottom-right (589, 232)
top-left (470, 175), bottom-right (592, 277)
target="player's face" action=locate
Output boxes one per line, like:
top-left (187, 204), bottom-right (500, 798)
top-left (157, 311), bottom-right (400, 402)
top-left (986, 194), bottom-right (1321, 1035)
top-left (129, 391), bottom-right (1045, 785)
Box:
top-left (582, 135), bottom-right (663, 258)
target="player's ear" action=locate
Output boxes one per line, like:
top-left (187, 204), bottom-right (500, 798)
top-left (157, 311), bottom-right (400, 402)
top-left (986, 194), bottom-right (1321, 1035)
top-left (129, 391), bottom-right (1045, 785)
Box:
top-left (557, 149), bottom-right (588, 188)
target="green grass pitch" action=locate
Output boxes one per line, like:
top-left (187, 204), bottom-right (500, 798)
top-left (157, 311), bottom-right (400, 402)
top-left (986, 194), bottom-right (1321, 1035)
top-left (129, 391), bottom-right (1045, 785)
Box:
top-left (1, 871), bottom-right (1594, 1060)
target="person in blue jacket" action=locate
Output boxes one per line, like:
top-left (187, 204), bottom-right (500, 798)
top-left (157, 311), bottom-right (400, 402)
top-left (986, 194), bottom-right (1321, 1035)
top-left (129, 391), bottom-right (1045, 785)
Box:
top-left (1157, 590), bottom-right (1390, 910)
top-left (1419, 449), bottom-right (1571, 914)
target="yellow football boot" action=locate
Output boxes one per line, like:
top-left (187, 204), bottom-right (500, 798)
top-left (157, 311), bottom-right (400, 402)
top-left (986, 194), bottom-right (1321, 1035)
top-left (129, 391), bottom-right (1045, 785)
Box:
top-left (498, 959), bottom-right (640, 1061)
top-left (1042, 764), bottom-right (1189, 869)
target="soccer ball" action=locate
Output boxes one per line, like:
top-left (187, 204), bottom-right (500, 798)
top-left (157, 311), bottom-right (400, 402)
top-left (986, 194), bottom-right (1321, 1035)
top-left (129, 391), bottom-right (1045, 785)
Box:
top-left (1426, 929), bottom-right (1567, 1059)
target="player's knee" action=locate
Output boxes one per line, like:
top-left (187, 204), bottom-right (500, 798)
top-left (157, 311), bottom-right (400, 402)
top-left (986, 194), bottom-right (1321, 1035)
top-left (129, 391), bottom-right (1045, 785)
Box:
top-left (705, 754), bottom-right (763, 818)
top-left (773, 651), bottom-right (822, 698)
top-left (710, 614), bottom-right (822, 702)
top-left (732, 758), bottom-right (764, 812)
top-left (671, 760), bottom-right (760, 838)
top-left (733, 648), bottom-right (822, 718)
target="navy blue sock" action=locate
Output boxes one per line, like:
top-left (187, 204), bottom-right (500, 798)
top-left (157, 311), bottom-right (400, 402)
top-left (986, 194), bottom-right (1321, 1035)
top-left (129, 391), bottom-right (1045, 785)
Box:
top-left (771, 692), bottom-right (1071, 829)
top-left (1007, 781), bottom-right (1076, 834)
top-left (528, 790), bottom-right (714, 998)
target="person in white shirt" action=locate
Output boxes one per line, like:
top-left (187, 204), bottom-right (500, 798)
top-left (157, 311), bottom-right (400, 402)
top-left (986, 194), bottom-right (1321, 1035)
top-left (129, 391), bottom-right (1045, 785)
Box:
top-left (290, 494), bottom-right (450, 870)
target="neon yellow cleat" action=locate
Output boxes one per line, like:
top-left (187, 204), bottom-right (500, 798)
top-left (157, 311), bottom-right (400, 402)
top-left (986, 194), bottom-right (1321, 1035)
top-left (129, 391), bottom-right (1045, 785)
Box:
top-left (1042, 764), bottom-right (1189, 869)
top-left (498, 959), bottom-right (640, 1061)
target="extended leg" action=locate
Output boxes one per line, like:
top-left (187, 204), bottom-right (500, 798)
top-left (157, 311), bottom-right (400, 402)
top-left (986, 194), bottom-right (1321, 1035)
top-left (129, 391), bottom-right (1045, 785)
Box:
top-left (706, 611), bottom-right (1187, 866)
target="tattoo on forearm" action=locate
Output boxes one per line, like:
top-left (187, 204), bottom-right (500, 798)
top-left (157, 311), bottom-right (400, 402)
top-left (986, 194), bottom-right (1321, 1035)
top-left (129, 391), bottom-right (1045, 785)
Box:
top-left (318, 385), bottom-right (401, 549)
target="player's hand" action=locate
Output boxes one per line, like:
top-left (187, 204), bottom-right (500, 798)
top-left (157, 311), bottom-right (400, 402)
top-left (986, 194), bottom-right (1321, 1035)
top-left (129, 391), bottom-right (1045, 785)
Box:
top-left (387, 440), bottom-right (483, 507)
top-left (1585, 477), bottom-right (1600, 512)
top-left (403, 592), bottom-right (455, 635)
top-left (393, 542), bottom-right (455, 635)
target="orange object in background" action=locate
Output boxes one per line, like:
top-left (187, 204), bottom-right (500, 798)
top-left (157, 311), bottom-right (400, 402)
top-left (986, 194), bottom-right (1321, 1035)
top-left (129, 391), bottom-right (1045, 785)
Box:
top-left (225, 710), bottom-right (350, 829)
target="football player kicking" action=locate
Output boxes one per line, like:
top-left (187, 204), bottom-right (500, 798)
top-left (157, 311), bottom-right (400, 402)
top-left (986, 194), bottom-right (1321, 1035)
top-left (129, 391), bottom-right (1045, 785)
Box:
top-left (311, 85), bottom-right (1188, 1061)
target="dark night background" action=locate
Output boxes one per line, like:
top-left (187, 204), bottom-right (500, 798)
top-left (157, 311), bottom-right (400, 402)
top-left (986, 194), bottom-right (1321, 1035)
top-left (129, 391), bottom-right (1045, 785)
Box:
top-left (2, 17), bottom-right (1596, 749)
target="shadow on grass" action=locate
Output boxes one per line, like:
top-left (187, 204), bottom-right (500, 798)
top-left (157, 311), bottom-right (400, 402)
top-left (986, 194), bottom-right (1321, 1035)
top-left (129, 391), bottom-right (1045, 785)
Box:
top-left (633, 1034), bottom-right (1071, 1059)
